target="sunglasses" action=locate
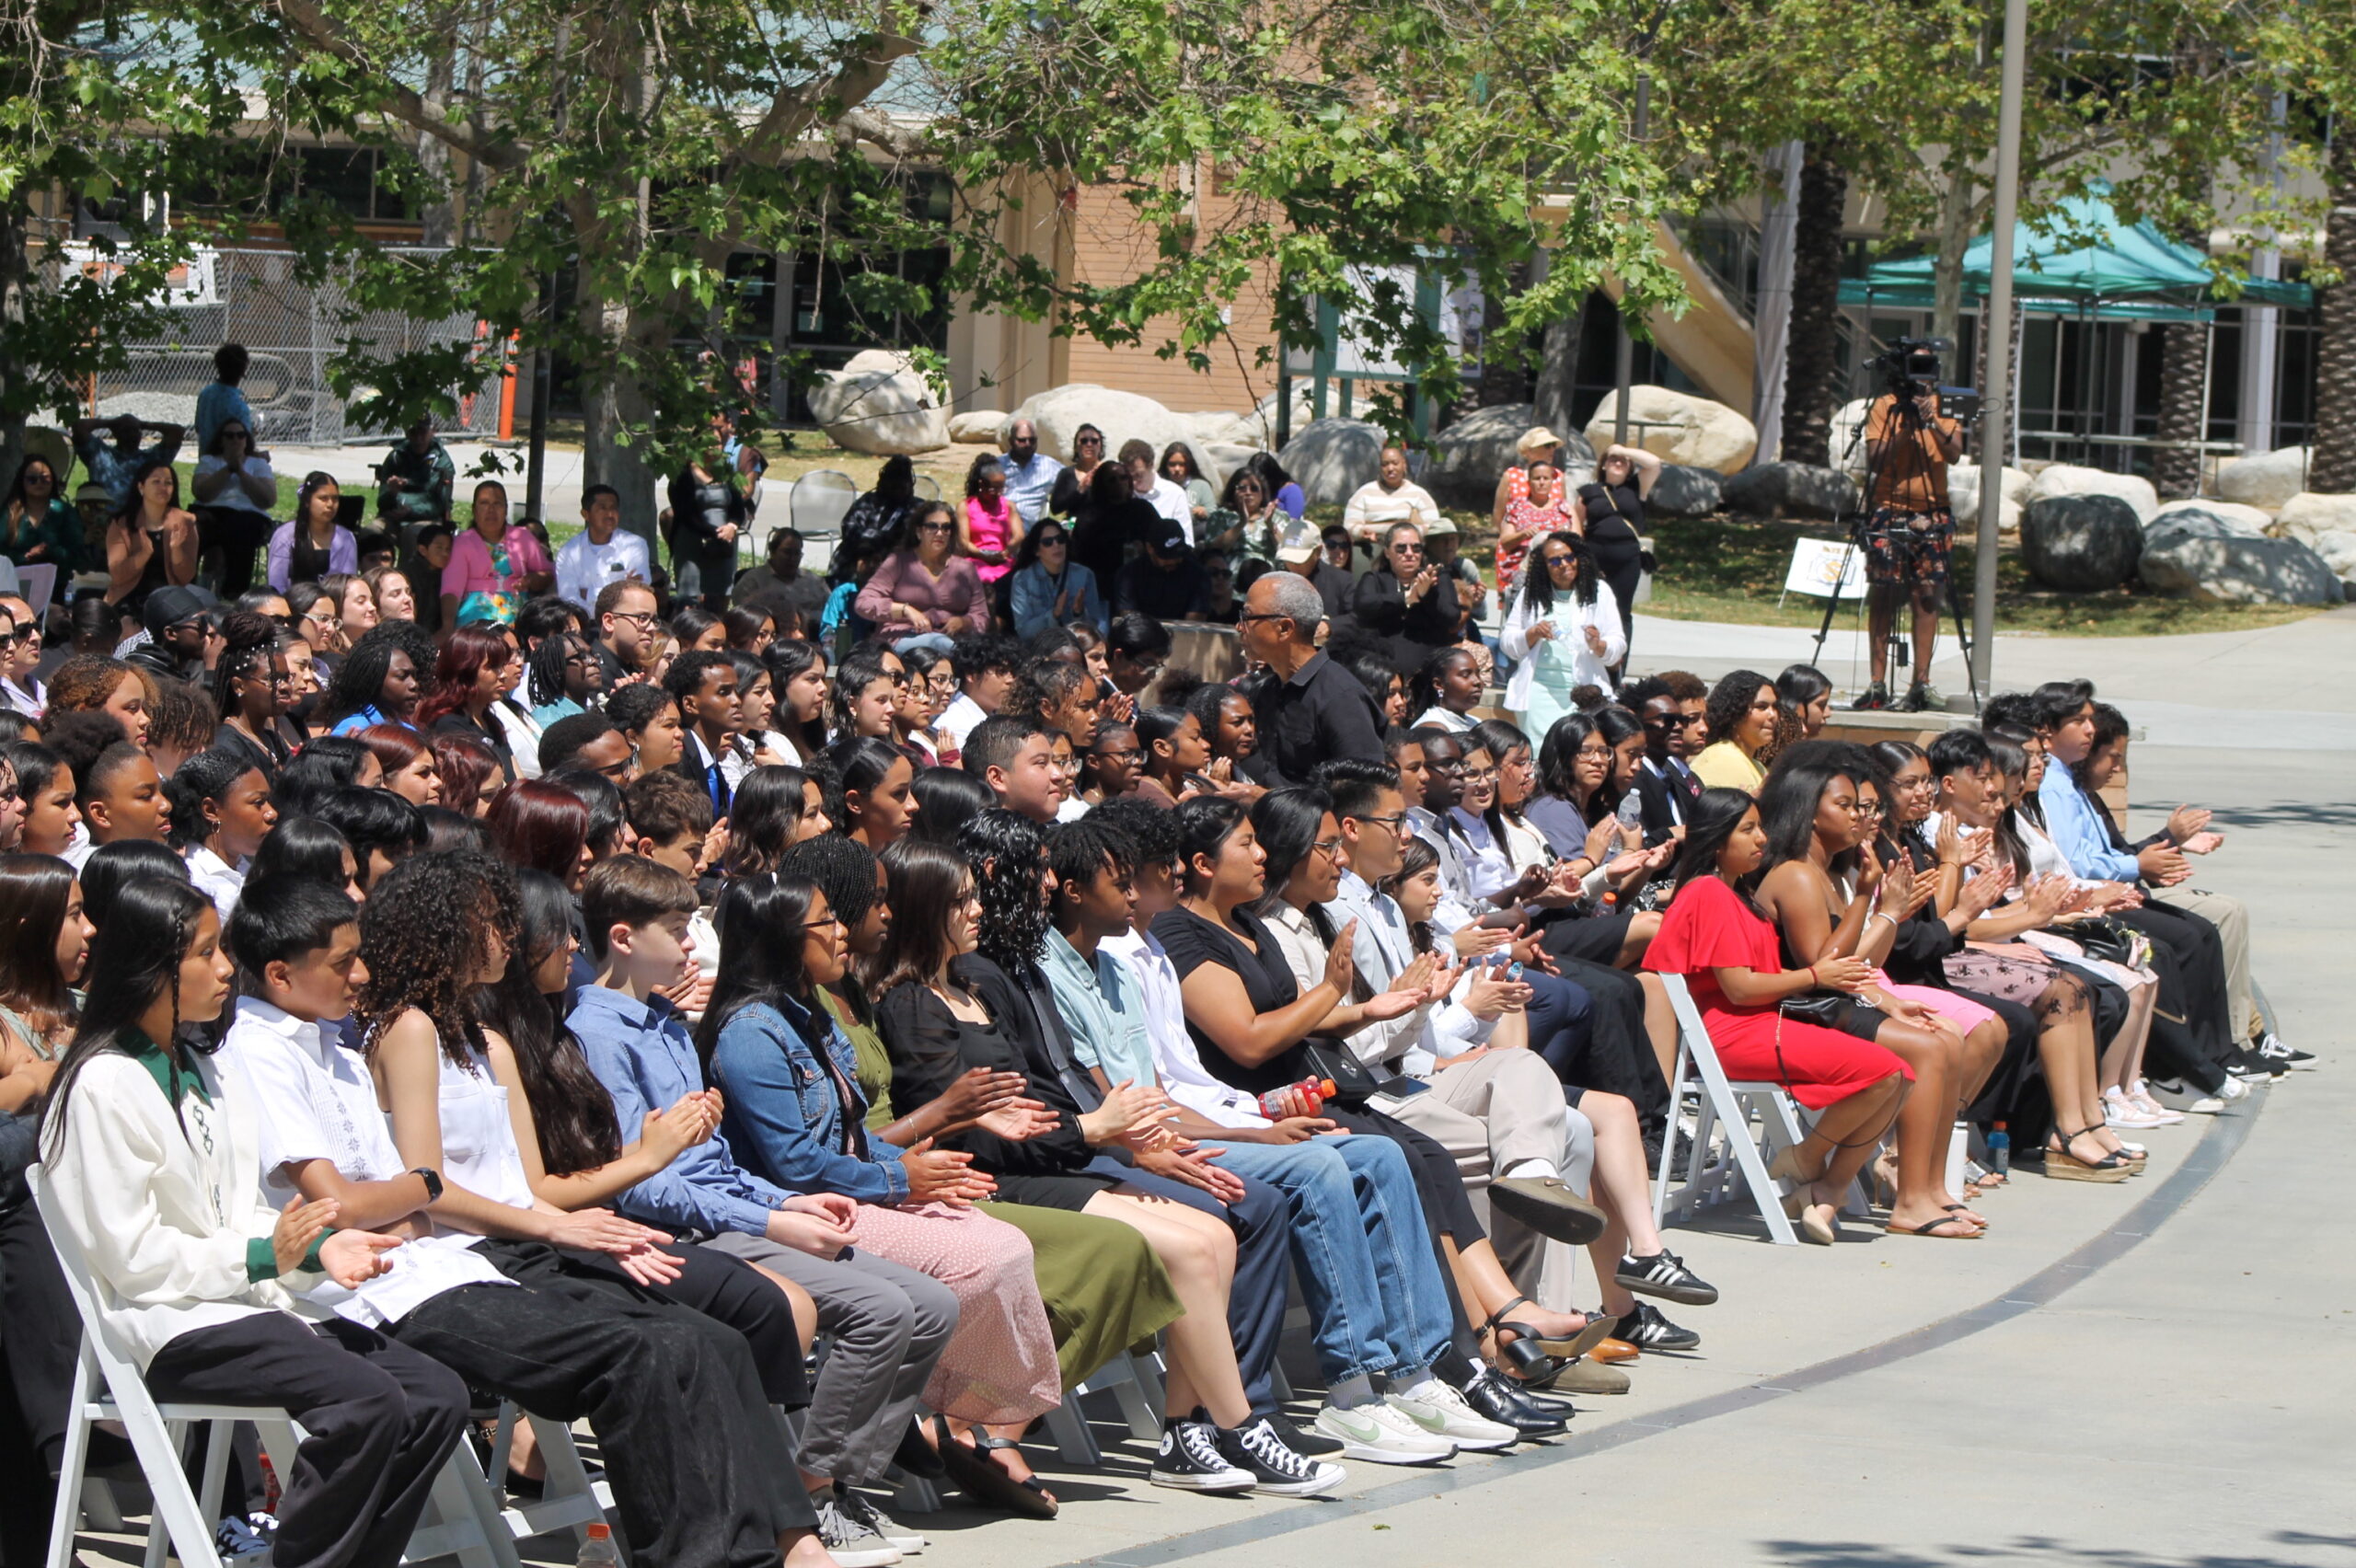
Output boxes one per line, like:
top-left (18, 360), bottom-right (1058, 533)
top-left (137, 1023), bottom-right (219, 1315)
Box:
top-left (918, 521), bottom-right (953, 534)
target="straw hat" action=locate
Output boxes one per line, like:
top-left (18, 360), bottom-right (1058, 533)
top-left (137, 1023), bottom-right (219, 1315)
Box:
top-left (1517, 427), bottom-right (1564, 457)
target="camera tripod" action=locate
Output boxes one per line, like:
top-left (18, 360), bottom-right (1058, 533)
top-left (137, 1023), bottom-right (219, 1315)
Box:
top-left (1809, 386), bottom-right (1982, 714)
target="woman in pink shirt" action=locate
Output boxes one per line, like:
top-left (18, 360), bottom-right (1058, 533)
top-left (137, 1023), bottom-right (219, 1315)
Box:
top-left (960, 454), bottom-right (1022, 583)
top-left (855, 501), bottom-right (990, 644)
top-left (438, 479), bottom-right (553, 627)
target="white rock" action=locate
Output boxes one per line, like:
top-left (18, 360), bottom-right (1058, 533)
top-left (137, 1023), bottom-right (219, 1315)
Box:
top-left (841, 348), bottom-right (918, 378)
top-left (1584, 386), bottom-right (1757, 475)
top-left (2154, 498), bottom-right (2273, 536)
top-left (2271, 491), bottom-right (2356, 546)
top-left (2137, 533), bottom-right (2344, 605)
top-left (2216, 445), bottom-right (2312, 513)
top-left (808, 364), bottom-right (949, 455)
top-left (1201, 444), bottom-right (1260, 489)
top-left (2304, 528), bottom-right (2356, 582)
top-left (947, 409), bottom-right (1007, 444)
top-left (1280, 418), bottom-right (1389, 507)
top-left (2027, 464), bottom-right (2159, 524)
top-left (1946, 463), bottom-right (2033, 531)
top-left (1003, 384), bottom-right (1203, 470)
top-left (1829, 399), bottom-right (1873, 477)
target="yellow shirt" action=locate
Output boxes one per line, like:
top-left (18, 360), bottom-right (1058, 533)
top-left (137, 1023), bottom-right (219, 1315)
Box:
top-left (1689, 741), bottom-right (1765, 793)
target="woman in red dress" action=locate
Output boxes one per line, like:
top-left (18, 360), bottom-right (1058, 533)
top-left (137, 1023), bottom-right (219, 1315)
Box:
top-left (1644, 787), bottom-right (1909, 1244)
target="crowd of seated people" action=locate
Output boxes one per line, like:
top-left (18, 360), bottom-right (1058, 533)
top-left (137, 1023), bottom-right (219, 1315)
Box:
top-left (0, 408), bottom-right (2308, 1568)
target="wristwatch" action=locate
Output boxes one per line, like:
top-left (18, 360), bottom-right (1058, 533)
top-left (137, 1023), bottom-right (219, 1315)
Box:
top-left (410, 1166), bottom-right (445, 1203)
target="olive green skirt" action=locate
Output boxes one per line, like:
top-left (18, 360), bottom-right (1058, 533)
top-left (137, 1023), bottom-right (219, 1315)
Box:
top-left (981, 1201), bottom-right (1183, 1388)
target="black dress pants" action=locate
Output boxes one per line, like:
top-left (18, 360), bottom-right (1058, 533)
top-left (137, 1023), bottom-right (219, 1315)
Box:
top-left (1529, 946), bottom-right (1671, 1128)
top-left (427, 1241), bottom-right (812, 1567)
top-left (144, 1314), bottom-right (467, 1568)
top-left (636, 1239), bottom-right (809, 1410)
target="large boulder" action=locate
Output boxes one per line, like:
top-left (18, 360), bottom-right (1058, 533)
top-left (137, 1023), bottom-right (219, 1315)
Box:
top-left (1646, 463), bottom-right (1724, 518)
top-left (1585, 386), bottom-right (1757, 475)
top-left (1829, 398), bottom-right (1873, 477)
top-left (1947, 461), bottom-right (2032, 518)
top-left (1423, 403), bottom-right (1596, 508)
top-left (2019, 494), bottom-right (2143, 591)
top-left (947, 409), bottom-right (1007, 444)
top-left (2302, 529), bottom-right (2356, 584)
top-left (1719, 462), bottom-right (1859, 521)
top-left (2143, 503), bottom-right (2268, 541)
top-left (2271, 491), bottom-right (2356, 546)
top-left (2137, 533), bottom-right (2345, 605)
top-left (2153, 498), bottom-right (2272, 537)
top-left (1280, 418), bottom-right (1388, 507)
top-left (809, 355), bottom-right (949, 455)
top-left (1002, 384), bottom-right (1200, 469)
top-left (2027, 464), bottom-right (2159, 525)
top-left (1201, 443), bottom-right (1261, 489)
top-left (2216, 445), bottom-right (2311, 513)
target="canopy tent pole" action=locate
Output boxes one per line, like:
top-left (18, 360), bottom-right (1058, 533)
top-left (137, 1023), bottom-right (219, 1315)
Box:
top-left (2196, 312), bottom-right (2217, 495)
top-left (1971, 0), bottom-right (2027, 703)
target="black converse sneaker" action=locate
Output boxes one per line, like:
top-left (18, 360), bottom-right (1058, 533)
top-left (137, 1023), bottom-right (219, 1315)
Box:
top-left (1615, 1299), bottom-right (1702, 1352)
top-left (1614, 1248), bottom-right (1719, 1306)
top-left (1215, 1416), bottom-right (1347, 1496)
top-left (1149, 1416), bottom-right (1255, 1492)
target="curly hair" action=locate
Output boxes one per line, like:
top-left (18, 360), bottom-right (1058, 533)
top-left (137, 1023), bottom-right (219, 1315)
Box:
top-left (1703, 668), bottom-right (1776, 761)
top-left (356, 850), bottom-right (520, 1071)
top-left (956, 808), bottom-right (1050, 974)
top-left (46, 656), bottom-right (143, 721)
top-left (211, 610), bottom-right (283, 722)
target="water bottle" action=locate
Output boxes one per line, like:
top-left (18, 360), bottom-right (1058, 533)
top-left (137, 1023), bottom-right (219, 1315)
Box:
top-left (577, 1524), bottom-right (620, 1568)
top-left (1986, 1122), bottom-right (2010, 1178)
top-left (1615, 792), bottom-right (1644, 833)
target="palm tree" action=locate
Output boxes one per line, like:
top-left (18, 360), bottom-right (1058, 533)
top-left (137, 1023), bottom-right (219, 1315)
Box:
top-left (2312, 129), bottom-right (2356, 493)
top-left (1780, 144), bottom-right (1848, 467)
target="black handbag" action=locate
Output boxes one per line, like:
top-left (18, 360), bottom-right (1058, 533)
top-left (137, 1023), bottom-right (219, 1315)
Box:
top-left (1297, 1039), bottom-right (1392, 1110)
top-left (1777, 992), bottom-right (1850, 1027)
top-left (2056, 917), bottom-right (2142, 968)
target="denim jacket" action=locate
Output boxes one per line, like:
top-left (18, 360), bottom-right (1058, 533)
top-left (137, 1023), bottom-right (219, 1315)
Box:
top-left (709, 995), bottom-right (909, 1206)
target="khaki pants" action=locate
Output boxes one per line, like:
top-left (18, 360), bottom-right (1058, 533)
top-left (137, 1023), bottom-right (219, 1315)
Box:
top-left (2153, 885), bottom-right (2258, 1043)
top-left (1379, 1047), bottom-right (1593, 1292)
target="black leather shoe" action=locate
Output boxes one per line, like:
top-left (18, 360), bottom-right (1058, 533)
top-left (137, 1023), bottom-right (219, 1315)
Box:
top-left (1459, 1366), bottom-right (1567, 1437)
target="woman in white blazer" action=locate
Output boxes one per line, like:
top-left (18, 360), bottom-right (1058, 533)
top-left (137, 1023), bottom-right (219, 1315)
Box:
top-left (39, 876), bottom-right (463, 1568)
top-left (1499, 530), bottom-right (1624, 740)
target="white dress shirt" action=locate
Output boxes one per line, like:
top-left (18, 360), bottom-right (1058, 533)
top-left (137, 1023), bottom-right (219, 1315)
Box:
top-left (553, 528), bottom-right (653, 609)
top-left (1143, 477), bottom-right (1195, 544)
top-left (1099, 927), bottom-right (1271, 1129)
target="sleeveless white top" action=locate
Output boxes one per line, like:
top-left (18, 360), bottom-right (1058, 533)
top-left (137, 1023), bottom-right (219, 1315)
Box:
top-left (433, 1038), bottom-right (537, 1212)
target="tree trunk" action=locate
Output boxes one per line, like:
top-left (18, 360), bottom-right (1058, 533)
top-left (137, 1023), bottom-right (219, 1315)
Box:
top-left (576, 281), bottom-right (663, 545)
top-left (1779, 144), bottom-right (1847, 467)
top-left (0, 195), bottom-right (30, 496)
top-left (416, 48), bottom-right (456, 247)
top-left (2150, 320), bottom-right (2206, 498)
top-left (2311, 127), bottom-right (2356, 493)
top-left (1930, 178), bottom-right (1977, 354)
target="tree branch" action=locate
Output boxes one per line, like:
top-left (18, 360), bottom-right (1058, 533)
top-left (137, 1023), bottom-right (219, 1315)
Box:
top-left (724, 31), bottom-right (924, 173)
top-left (271, 0), bottom-right (525, 169)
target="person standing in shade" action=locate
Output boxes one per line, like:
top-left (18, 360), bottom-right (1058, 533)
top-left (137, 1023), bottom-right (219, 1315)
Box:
top-left (667, 423), bottom-right (754, 613)
top-left (1569, 444), bottom-right (1657, 669)
top-left (193, 342), bottom-right (257, 451)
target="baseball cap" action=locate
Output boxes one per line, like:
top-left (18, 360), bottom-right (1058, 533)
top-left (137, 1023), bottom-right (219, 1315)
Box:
top-left (1274, 517), bottom-right (1322, 565)
top-left (143, 585), bottom-right (210, 636)
top-left (1149, 521), bottom-right (1190, 555)
top-left (1424, 518), bottom-right (1458, 538)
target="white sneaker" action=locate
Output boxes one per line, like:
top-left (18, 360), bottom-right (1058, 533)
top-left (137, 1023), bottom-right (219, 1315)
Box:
top-left (2127, 1080), bottom-right (2185, 1124)
top-left (2184, 1094), bottom-right (2228, 1114)
top-left (2218, 1076), bottom-right (2251, 1102)
top-left (1311, 1401), bottom-right (1457, 1465)
top-left (2102, 1088), bottom-right (2165, 1129)
top-left (1387, 1383), bottom-right (1519, 1451)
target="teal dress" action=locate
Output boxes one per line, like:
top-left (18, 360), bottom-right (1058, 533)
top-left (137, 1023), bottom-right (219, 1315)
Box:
top-left (1, 497), bottom-right (86, 573)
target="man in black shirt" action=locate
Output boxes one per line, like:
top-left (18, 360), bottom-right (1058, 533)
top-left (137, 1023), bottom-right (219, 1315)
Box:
top-left (1112, 522), bottom-right (1212, 621)
top-left (1238, 571), bottom-right (1386, 786)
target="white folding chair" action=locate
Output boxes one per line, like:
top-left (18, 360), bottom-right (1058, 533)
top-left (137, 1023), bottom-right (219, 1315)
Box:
top-left (28, 1165), bottom-right (519, 1568)
top-left (479, 1402), bottom-right (616, 1549)
top-left (1647, 974), bottom-right (1812, 1246)
top-left (1042, 1350), bottom-right (1166, 1467)
top-left (910, 475), bottom-right (941, 503)
top-left (783, 469), bottom-right (860, 571)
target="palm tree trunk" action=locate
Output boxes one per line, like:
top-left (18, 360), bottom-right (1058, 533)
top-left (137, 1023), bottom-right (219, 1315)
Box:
top-left (1780, 144), bottom-right (1847, 467)
top-left (2150, 321), bottom-right (2206, 498)
top-left (2312, 128), bottom-right (2356, 493)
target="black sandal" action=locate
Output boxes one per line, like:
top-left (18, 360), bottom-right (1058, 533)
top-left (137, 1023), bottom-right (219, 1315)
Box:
top-left (1484, 1297), bottom-right (1615, 1379)
top-left (934, 1416), bottom-right (1057, 1519)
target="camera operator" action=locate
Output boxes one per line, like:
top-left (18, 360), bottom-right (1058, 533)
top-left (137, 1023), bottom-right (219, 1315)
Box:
top-left (1855, 362), bottom-right (1964, 712)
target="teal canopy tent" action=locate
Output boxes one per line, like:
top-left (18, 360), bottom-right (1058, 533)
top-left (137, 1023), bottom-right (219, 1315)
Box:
top-left (1838, 191), bottom-right (2310, 322)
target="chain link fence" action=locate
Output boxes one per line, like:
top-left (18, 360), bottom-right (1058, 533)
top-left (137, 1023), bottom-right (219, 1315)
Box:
top-left (83, 246), bottom-right (507, 447)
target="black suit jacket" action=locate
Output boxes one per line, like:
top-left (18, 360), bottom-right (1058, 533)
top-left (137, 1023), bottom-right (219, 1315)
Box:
top-left (1348, 564), bottom-right (1460, 655)
top-left (674, 740), bottom-right (732, 814)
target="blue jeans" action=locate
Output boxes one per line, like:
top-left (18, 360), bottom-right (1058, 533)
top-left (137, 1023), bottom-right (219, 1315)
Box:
top-left (1523, 968), bottom-right (1596, 1074)
top-left (1207, 1134), bottom-right (1454, 1386)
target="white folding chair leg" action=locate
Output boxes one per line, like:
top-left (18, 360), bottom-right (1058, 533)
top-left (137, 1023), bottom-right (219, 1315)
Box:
top-left (1044, 1393), bottom-right (1103, 1467)
top-left (1108, 1353), bottom-right (1162, 1440)
top-left (410, 1447), bottom-right (524, 1568)
top-left (46, 1359), bottom-right (98, 1568)
top-left (137, 1417), bottom-right (219, 1568)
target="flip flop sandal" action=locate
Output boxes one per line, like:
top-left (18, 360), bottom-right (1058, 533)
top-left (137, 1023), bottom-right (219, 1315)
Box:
top-left (1886, 1213), bottom-right (1984, 1238)
top-left (934, 1417), bottom-right (1057, 1518)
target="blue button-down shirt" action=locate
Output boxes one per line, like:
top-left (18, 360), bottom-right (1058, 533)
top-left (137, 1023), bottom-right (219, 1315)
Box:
top-left (571, 985), bottom-right (791, 1237)
top-left (2036, 764), bottom-right (2141, 883)
top-left (1000, 451), bottom-right (1064, 524)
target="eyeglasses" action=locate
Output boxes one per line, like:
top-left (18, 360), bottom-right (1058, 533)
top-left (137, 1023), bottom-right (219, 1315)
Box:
top-left (1233, 611), bottom-right (1288, 627)
top-left (1311, 836), bottom-right (1345, 859)
top-left (1575, 745), bottom-right (1611, 762)
top-left (1345, 811), bottom-right (1410, 834)
top-left (1459, 767), bottom-right (1499, 784)
top-left (304, 611), bottom-right (340, 629)
top-left (564, 653), bottom-right (601, 668)
top-left (609, 610), bottom-right (660, 629)
top-left (1543, 553), bottom-right (1577, 569)
top-left (1661, 712), bottom-right (1703, 727)
top-left (1076, 434), bottom-right (1103, 446)
top-left (1854, 801), bottom-right (1886, 816)
top-left (1390, 543), bottom-right (1425, 555)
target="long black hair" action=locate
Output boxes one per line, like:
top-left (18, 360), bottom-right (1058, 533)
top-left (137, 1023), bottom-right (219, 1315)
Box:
top-left (1247, 786), bottom-right (1331, 918)
top-left (764, 640), bottom-right (828, 758)
top-left (693, 872), bottom-right (822, 1067)
top-left (357, 850), bottom-right (519, 1070)
top-left (721, 765), bottom-right (815, 878)
top-left (247, 816), bottom-right (353, 893)
top-left (1512, 529), bottom-right (1598, 617)
top-left (1755, 738), bottom-right (1864, 878)
top-left (1172, 794), bottom-right (1249, 898)
top-left (272, 734), bottom-right (374, 815)
top-left (907, 767), bottom-right (994, 847)
top-left (1668, 785), bottom-right (1764, 898)
top-left (477, 869), bottom-right (622, 1176)
top-left (957, 808), bottom-right (1050, 974)
top-left (41, 876), bottom-right (216, 1158)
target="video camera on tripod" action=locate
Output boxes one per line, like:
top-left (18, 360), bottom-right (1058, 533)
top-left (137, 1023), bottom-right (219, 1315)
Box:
top-left (1867, 337), bottom-right (1981, 425)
